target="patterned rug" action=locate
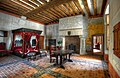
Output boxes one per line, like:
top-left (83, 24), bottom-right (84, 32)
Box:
top-left (0, 54), bottom-right (110, 78)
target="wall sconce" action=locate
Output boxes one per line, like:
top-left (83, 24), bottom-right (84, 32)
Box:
top-left (68, 31), bottom-right (71, 36)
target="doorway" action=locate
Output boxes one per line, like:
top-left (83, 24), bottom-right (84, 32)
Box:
top-left (92, 34), bottom-right (104, 56)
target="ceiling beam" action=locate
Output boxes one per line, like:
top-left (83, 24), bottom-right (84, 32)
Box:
top-left (60, 4), bottom-right (71, 16)
top-left (26, 0), bottom-right (73, 16)
top-left (70, 1), bottom-right (80, 15)
top-left (39, 0), bottom-right (47, 4)
top-left (68, 1), bottom-right (78, 15)
top-left (84, 0), bottom-right (91, 16)
top-left (93, 0), bottom-right (97, 15)
top-left (64, 3), bottom-right (75, 16)
top-left (73, 0), bottom-right (84, 15)
top-left (101, 0), bottom-right (108, 15)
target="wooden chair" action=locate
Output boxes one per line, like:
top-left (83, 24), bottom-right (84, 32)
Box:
top-left (50, 46), bottom-right (56, 63)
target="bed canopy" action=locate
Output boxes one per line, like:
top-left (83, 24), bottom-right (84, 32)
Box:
top-left (12, 28), bottom-right (42, 57)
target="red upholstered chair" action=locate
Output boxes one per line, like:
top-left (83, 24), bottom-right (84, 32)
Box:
top-left (50, 45), bottom-right (56, 63)
top-left (0, 42), bottom-right (12, 56)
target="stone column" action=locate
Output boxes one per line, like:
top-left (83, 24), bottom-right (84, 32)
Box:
top-left (80, 36), bottom-right (87, 55)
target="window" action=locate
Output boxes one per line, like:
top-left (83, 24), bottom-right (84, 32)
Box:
top-left (114, 22), bottom-right (120, 58)
top-left (106, 14), bottom-right (110, 50)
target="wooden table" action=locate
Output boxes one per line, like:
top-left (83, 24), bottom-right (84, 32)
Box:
top-left (53, 50), bottom-right (73, 69)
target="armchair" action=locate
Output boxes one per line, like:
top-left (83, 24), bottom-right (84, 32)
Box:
top-left (0, 42), bottom-right (12, 56)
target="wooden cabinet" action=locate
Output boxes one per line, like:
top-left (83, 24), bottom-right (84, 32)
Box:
top-left (114, 22), bottom-right (120, 58)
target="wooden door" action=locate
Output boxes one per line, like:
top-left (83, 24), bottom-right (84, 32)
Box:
top-left (39, 36), bottom-right (44, 49)
top-left (114, 22), bottom-right (120, 58)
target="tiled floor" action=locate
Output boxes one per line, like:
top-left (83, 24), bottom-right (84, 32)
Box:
top-left (0, 54), bottom-right (110, 78)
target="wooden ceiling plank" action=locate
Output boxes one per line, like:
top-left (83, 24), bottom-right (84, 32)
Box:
top-left (41, 11), bottom-right (56, 20)
top-left (30, 16), bottom-right (49, 23)
top-left (63, 4), bottom-right (72, 16)
top-left (84, 0), bottom-right (91, 16)
top-left (22, 0), bottom-right (38, 8)
top-left (29, 14), bottom-right (51, 23)
top-left (30, 0), bottom-right (42, 6)
top-left (0, 6), bottom-right (22, 16)
top-left (64, 3), bottom-right (75, 16)
top-left (101, 0), bottom-right (107, 15)
top-left (10, 0), bottom-right (33, 11)
top-left (55, 6), bottom-right (66, 17)
top-left (68, 1), bottom-right (77, 15)
top-left (0, 2), bottom-right (26, 14)
top-left (73, 0), bottom-right (84, 15)
top-left (60, 4), bottom-right (71, 16)
top-left (93, 0), bottom-right (97, 15)
top-left (26, 0), bottom-right (73, 16)
top-left (43, 10), bottom-right (58, 20)
top-left (50, 8), bottom-right (63, 18)
top-left (56, 6), bottom-right (68, 17)
top-left (0, 1), bottom-right (30, 13)
top-left (45, 10), bottom-right (59, 19)
top-left (37, 12), bottom-right (54, 21)
top-left (39, 0), bottom-right (47, 4)
top-left (17, 0), bottom-right (35, 9)
top-left (69, 1), bottom-right (79, 15)
top-left (46, 9), bottom-right (60, 18)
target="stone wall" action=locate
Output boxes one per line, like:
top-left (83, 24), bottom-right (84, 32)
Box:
top-left (46, 24), bottom-right (59, 46)
top-left (108, 0), bottom-right (120, 77)
top-left (59, 15), bottom-right (88, 36)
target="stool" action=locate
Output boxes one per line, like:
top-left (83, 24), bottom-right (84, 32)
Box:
top-left (27, 52), bottom-right (36, 60)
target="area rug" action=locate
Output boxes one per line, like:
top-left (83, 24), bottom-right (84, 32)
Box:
top-left (0, 62), bottom-right (38, 78)
top-left (0, 54), bottom-right (110, 78)
top-left (51, 55), bottom-right (110, 78)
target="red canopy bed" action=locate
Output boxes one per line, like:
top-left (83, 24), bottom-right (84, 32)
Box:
top-left (12, 28), bottom-right (42, 57)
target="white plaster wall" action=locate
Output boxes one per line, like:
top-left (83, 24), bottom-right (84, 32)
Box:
top-left (109, 0), bottom-right (120, 76)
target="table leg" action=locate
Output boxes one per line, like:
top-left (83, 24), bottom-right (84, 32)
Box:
top-left (68, 53), bottom-right (73, 62)
top-left (60, 55), bottom-right (62, 65)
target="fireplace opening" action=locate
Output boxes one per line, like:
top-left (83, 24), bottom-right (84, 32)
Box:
top-left (65, 36), bottom-right (80, 54)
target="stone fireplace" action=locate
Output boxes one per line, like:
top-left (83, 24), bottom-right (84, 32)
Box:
top-left (65, 36), bottom-right (80, 54)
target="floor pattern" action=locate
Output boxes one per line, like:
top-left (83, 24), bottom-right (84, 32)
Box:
top-left (0, 54), bottom-right (110, 78)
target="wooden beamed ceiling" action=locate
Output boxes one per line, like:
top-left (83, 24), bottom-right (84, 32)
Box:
top-left (0, 0), bottom-right (108, 25)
